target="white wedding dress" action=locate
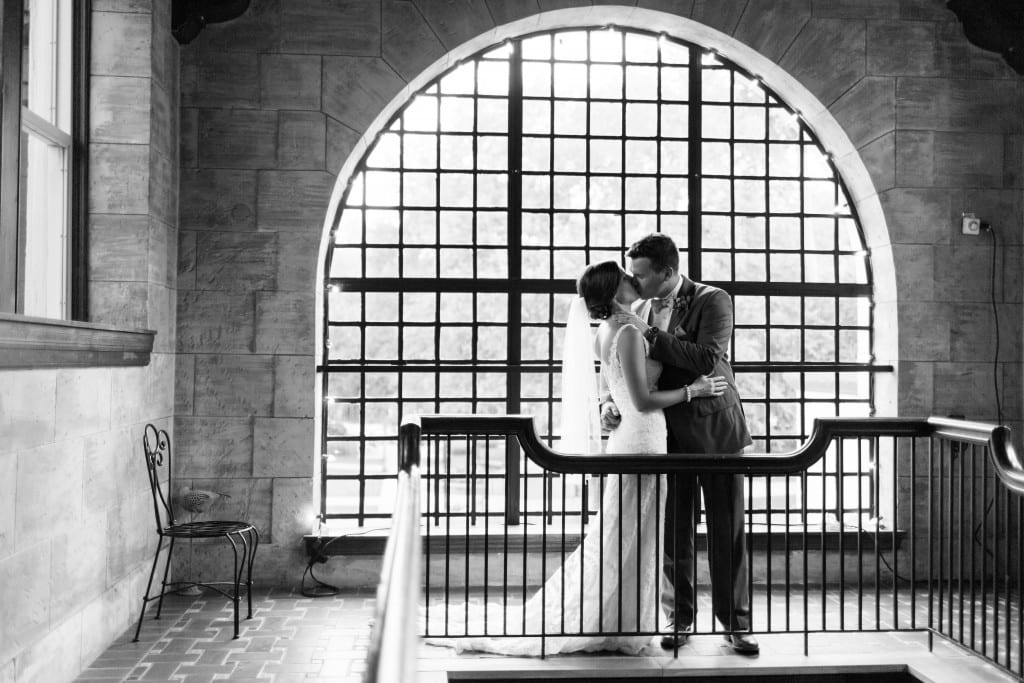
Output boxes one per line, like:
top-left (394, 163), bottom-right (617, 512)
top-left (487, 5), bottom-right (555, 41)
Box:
top-left (432, 323), bottom-right (668, 656)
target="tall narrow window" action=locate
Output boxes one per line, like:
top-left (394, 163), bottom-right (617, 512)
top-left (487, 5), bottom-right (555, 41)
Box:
top-left (319, 28), bottom-right (881, 531)
top-left (0, 0), bottom-right (86, 318)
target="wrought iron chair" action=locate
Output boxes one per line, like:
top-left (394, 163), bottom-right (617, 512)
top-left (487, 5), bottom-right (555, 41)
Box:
top-left (133, 423), bottom-right (259, 641)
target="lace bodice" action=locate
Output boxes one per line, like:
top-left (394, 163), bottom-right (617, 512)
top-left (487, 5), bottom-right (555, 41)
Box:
top-left (602, 323), bottom-right (667, 454)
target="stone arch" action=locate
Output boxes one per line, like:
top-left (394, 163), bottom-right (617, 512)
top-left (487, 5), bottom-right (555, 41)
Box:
top-left (315, 5), bottom-right (899, 415)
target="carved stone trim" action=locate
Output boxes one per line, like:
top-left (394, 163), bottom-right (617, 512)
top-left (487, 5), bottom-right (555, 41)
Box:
top-left (0, 313), bottom-right (154, 369)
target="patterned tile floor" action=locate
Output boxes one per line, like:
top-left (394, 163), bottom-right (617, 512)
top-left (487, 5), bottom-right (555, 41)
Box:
top-left (75, 590), bottom-right (376, 683)
top-left (74, 587), bottom-right (1019, 682)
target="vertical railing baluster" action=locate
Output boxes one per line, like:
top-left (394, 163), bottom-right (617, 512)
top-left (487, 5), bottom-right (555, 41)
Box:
top-left (579, 472), bottom-right (586, 635)
top-left (785, 473), bottom-right (792, 633)
top-left (958, 439), bottom-right (965, 644)
top-left (470, 434), bottom-right (478, 525)
top-left (598, 473), bottom-right (605, 634)
top-left (655, 474), bottom-right (662, 636)
top-left (443, 436), bottom-right (453, 634)
top-left (857, 437), bottom-right (864, 631)
top-left (802, 468), bottom-right (809, 656)
top-left (837, 440), bottom-right (845, 632)
top-left (560, 470), bottom-right (567, 636)
top-left (617, 473), bottom-right (623, 635)
top-left (939, 441), bottom-right (946, 636)
top-left (545, 471), bottom-right (553, 526)
top-left (540, 455), bottom-right (547, 651)
top-left (994, 455), bottom-right (1002, 666)
top-left (425, 435), bottom-right (432, 633)
top-left (747, 474), bottom-right (753, 637)
top-left (636, 474), bottom-right (642, 634)
top-left (502, 439), bottom-right (509, 635)
top-left (928, 436), bottom-right (935, 652)
top-left (522, 451), bottom-right (529, 635)
top-left (981, 448), bottom-right (989, 658)
top-left (1011, 491), bottom-right (1019, 679)
top-left (484, 437), bottom-right (491, 635)
top-left (505, 436), bottom-right (520, 525)
top-left (910, 436), bottom-right (917, 630)
top-left (946, 440), bottom-right (954, 640)
top-left (821, 448), bottom-right (827, 634)
top-left (873, 436), bottom-right (881, 631)
top-left (767, 475), bottom-right (773, 633)
top-left (465, 436), bottom-right (472, 632)
top-left (891, 435), bottom-right (899, 630)
top-left (1002, 478), bottom-right (1010, 670)
top-left (970, 441), bottom-right (977, 652)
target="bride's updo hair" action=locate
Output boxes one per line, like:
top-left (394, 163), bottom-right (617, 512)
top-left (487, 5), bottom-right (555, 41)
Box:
top-left (577, 261), bottom-right (622, 319)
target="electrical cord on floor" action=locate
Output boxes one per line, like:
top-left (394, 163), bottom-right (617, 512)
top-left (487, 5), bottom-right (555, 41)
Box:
top-left (300, 527), bottom-right (390, 597)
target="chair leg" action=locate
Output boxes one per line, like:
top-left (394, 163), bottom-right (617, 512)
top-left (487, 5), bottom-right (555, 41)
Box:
top-left (227, 533), bottom-right (242, 639)
top-left (133, 536), bottom-right (166, 642)
top-left (245, 527), bottom-right (259, 619)
top-left (155, 537), bottom-right (176, 619)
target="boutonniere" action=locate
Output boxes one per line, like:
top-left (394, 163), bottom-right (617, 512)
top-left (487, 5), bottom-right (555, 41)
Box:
top-left (651, 294), bottom-right (693, 315)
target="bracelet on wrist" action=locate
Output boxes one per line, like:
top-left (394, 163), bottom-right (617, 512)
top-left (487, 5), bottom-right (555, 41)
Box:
top-left (685, 385), bottom-right (691, 402)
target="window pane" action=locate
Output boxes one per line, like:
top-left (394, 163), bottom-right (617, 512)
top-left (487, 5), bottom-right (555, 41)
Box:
top-left (20, 132), bottom-right (68, 318)
top-left (17, 0), bottom-right (73, 319)
top-left (320, 27), bottom-right (878, 527)
top-left (24, 0), bottom-right (72, 127)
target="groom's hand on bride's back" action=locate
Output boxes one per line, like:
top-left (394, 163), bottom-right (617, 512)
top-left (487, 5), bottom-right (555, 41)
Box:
top-left (600, 401), bottom-right (621, 431)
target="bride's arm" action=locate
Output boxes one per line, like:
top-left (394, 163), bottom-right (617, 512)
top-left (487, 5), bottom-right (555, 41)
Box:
top-left (618, 326), bottom-right (726, 411)
top-left (617, 325), bottom-right (688, 411)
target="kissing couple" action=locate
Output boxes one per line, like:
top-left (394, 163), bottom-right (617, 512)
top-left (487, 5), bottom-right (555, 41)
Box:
top-left (433, 232), bottom-right (757, 656)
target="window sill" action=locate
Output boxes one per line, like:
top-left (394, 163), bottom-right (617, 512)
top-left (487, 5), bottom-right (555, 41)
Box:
top-left (306, 524), bottom-right (905, 558)
top-left (0, 313), bottom-right (155, 369)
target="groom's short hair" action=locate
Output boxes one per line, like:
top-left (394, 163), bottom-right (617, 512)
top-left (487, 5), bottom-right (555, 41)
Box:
top-left (627, 233), bottom-right (679, 273)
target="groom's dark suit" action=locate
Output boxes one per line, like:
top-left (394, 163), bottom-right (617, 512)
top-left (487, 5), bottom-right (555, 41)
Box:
top-left (643, 276), bottom-right (752, 632)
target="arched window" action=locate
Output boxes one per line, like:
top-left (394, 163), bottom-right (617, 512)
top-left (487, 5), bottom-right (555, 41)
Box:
top-left (319, 27), bottom-right (877, 530)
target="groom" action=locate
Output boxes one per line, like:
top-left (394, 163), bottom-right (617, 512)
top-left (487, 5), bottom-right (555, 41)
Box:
top-left (602, 232), bottom-right (758, 654)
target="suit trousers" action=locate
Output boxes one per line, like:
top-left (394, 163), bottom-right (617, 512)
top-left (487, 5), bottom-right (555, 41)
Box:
top-left (662, 434), bottom-right (751, 631)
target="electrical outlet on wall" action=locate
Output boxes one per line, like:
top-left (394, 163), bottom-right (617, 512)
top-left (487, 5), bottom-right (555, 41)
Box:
top-left (962, 212), bottom-right (981, 235)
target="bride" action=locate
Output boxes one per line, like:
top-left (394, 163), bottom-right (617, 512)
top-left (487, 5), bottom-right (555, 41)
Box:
top-left (431, 261), bottom-right (726, 656)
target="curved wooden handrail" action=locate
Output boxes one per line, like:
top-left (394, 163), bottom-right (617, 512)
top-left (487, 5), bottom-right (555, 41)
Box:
top-left (415, 414), bottom-right (1023, 495)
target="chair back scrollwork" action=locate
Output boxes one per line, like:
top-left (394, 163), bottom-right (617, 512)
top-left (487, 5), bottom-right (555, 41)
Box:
top-left (143, 424), bottom-right (176, 530)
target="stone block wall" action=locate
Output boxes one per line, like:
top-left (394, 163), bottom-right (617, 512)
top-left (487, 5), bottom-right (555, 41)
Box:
top-left (177, 0), bottom-right (1023, 588)
top-left (0, 2), bottom-right (179, 681)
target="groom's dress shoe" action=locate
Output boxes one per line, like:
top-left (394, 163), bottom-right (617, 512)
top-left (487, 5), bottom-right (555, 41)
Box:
top-left (659, 624), bottom-right (692, 649)
top-left (724, 631), bottom-right (759, 654)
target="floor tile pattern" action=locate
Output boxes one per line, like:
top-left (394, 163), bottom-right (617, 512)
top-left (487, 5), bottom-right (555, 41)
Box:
top-left (72, 586), bottom-right (1019, 682)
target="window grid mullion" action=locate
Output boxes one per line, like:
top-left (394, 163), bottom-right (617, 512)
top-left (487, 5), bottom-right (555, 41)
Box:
top-left (688, 45), bottom-right (702, 279)
top-left (507, 39), bottom-right (524, 417)
top-left (317, 27), bottom-right (880, 525)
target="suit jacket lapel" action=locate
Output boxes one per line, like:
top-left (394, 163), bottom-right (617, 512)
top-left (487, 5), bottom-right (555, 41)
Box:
top-left (668, 304), bottom-right (685, 332)
top-left (669, 284), bottom-right (698, 332)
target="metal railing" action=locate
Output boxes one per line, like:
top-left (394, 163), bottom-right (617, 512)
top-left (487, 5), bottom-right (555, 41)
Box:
top-left (416, 414), bottom-right (1023, 678)
top-left (363, 424), bottom-right (422, 683)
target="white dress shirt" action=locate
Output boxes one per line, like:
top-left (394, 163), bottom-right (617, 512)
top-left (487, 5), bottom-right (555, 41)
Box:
top-left (649, 278), bottom-right (684, 331)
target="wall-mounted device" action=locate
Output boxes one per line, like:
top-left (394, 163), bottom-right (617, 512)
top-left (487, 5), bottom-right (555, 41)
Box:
top-left (961, 212), bottom-right (982, 235)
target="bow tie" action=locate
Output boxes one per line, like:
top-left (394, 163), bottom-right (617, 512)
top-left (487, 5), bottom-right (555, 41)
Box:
top-left (651, 295), bottom-right (690, 314)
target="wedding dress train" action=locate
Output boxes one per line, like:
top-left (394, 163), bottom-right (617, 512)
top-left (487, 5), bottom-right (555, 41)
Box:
top-left (431, 324), bottom-right (668, 656)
